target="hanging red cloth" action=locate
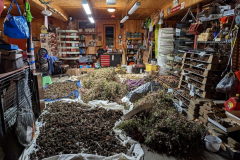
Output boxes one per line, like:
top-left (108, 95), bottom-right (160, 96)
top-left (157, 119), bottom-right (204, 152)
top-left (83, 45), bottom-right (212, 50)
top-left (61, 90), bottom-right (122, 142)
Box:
top-left (0, 0), bottom-right (4, 16)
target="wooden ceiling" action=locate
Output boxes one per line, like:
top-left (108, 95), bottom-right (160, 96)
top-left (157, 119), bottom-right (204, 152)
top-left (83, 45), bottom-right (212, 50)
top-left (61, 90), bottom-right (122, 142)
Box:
top-left (2, 0), bottom-right (169, 21)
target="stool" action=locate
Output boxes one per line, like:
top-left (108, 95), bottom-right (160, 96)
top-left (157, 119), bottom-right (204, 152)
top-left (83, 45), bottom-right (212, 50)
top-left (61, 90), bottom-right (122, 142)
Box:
top-left (42, 76), bottom-right (52, 86)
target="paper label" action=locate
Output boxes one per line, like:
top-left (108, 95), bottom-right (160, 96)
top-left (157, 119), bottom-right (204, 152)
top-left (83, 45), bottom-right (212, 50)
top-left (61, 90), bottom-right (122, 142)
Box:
top-left (112, 55), bottom-right (114, 61)
top-left (190, 90), bottom-right (195, 96)
top-left (185, 76), bottom-right (188, 81)
top-left (168, 89), bottom-right (173, 93)
top-left (174, 71), bottom-right (178, 74)
top-left (179, 101), bottom-right (183, 106)
top-left (140, 69), bottom-right (142, 73)
top-left (178, 90), bottom-right (184, 92)
top-left (196, 64), bottom-right (204, 67)
top-left (199, 52), bottom-right (206, 57)
top-left (175, 56), bottom-right (182, 61)
top-left (188, 84), bottom-right (191, 88)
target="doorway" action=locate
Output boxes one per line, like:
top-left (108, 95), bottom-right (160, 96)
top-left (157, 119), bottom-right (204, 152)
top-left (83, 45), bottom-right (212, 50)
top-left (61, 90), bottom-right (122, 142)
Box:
top-left (103, 25), bottom-right (116, 49)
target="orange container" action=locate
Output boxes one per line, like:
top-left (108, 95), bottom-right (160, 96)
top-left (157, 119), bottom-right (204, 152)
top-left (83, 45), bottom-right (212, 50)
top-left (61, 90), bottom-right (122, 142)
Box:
top-left (235, 71), bottom-right (240, 81)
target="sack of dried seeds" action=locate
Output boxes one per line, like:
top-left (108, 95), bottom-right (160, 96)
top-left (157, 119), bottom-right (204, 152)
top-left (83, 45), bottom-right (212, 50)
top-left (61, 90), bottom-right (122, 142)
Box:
top-left (15, 108), bottom-right (35, 147)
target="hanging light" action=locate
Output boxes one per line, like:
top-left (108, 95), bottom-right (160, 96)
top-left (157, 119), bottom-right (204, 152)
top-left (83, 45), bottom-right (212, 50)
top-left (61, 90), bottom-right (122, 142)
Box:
top-left (120, 16), bottom-right (129, 23)
top-left (4, 6), bottom-right (6, 9)
top-left (107, 8), bottom-right (115, 12)
top-left (82, 0), bottom-right (91, 15)
top-left (88, 17), bottom-right (95, 23)
top-left (128, 2), bottom-right (141, 15)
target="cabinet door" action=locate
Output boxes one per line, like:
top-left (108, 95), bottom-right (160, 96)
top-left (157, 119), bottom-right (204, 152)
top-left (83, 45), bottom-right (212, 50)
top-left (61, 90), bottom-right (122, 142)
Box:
top-left (110, 54), bottom-right (121, 67)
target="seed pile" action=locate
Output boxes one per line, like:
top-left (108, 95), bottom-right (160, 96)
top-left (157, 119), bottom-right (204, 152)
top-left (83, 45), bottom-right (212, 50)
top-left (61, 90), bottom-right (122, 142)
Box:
top-left (118, 90), bottom-right (207, 158)
top-left (44, 81), bottom-right (78, 100)
top-left (30, 102), bottom-right (128, 159)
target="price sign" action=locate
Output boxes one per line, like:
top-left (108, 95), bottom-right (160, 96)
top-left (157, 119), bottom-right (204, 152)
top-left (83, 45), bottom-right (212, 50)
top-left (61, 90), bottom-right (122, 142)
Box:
top-left (179, 100), bottom-right (183, 106)
top-left (175, 56), bottom-right (183, 61)
top-left (196, 64), bottom-right (204, 67)
top-left (190, 90), bottom-right (195, 96)
top-left (199, 52), bottom-right (206, 57)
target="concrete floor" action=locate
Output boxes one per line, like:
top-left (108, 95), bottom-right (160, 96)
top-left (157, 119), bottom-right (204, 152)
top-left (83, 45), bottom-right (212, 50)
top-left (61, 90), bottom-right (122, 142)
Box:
top-left (142, 145), bottom-right (232, 160)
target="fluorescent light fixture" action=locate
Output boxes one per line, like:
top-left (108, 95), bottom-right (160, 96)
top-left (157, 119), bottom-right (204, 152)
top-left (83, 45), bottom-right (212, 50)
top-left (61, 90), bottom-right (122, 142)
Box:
top-left (4, 6), bottom-right (6, 9)
top-left (88, 17), bottom-right (95, 23)
top-left (128, 2), bottom-right (141, 15)
top-left (120, 16), bottom-right (129, 23)
top-left (107, 8), bottom-right (115, 12)
top-left (82, 0), bottom-right (91, 15)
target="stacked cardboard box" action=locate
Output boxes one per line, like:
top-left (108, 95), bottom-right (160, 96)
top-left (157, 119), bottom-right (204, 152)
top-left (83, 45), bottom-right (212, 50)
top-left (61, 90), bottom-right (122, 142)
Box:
top-left (199, 101), bottom-right (220, 126)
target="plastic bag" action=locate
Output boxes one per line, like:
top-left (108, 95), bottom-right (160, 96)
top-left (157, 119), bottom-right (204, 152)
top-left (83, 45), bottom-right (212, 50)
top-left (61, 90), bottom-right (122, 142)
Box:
top-left (216, 73), bottom-right (238, 94)
top-left (15, 108), bottom-right (35, 147)
top-left (4, 0), bottom-right (29, 39)
top-left (125, 82), bottom-right (160, 103)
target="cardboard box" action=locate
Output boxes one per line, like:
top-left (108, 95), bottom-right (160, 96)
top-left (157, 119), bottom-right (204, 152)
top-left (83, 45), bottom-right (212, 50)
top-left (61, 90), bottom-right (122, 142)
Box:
top-left (88, 47), bottom-right (96, 55)
top-left (66, 68), bottom-right (82, 76)
top-left (208, 113), bottom-right (240, 133)
top-left (96, 40), bottom-right (102, 46)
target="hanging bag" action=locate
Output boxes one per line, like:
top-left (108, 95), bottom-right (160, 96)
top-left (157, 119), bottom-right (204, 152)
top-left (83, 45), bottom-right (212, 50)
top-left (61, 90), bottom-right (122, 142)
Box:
top-left (216, 25), bottom-right (239, 94)
top-left (4, 0), bottom-right (29, 39)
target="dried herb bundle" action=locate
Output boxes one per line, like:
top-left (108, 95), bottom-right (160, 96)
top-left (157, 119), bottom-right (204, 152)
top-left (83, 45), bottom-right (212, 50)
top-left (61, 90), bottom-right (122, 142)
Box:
top-left (44, 81), bottom-right (78, 100)
top-left (117, 90), bottom-right (207, 158)
top-left (80, 68), bottom-right (129, 104)
top-left (30, 102), bottom-right (128, 159)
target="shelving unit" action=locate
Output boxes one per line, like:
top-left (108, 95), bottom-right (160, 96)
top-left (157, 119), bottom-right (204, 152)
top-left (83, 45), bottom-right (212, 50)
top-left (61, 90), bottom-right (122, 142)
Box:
top-left (126, 38), bottom-right (143, 65)
top-left (57, 30), bottom-right (80, 68)
top-left (177, 52), bottom-right (227, 100)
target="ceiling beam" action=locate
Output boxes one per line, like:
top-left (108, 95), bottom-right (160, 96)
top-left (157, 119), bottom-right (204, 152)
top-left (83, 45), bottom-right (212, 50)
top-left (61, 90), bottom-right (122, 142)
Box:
top-left (29, 0), bottom-right (68, 22)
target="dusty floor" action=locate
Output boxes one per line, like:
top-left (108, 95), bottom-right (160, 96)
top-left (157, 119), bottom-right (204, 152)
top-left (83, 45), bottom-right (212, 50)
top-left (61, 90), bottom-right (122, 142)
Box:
top-left (142, 145), bottom-right (231, 160)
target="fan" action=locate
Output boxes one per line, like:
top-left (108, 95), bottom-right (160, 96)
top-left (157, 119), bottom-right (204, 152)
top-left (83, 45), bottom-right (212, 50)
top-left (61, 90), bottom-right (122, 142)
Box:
top-left (37, 48), bottom-right (49, 76)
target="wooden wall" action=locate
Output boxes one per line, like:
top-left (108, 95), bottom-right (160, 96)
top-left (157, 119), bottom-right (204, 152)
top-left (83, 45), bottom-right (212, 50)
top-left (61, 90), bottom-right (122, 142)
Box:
top-left (74, 19), bottom-right (145, 50)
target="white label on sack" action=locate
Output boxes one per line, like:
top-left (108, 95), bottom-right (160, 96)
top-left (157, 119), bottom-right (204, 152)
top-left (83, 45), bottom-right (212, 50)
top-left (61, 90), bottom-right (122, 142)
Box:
top-left (179, 101), bottom-right (183, 106)
top-left (199, 52), bottom-right (206, 57)
top-left (196, 64), bottom-right (204, 67)
top-left (188, 84), bottom-right (191, 89)
top-left (26, 126), bottom-right (33, 143)
top-left (168, 89), bottom-right (173, 93)
top-left (174, 71), bottom-right (178, 74)
top-left (190, 90), bottom-right (195, 96)
top-left (112, 55), bottom-right (114, 61)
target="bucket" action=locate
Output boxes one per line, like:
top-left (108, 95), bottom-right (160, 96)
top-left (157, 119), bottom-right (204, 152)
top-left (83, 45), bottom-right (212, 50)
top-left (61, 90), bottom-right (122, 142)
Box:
top-left (146, 64), bottom-right (153, 72)
top-left (127, 65), bottom-right (133, 73)
top-left (152, 65), bottom-right (159, 71)
top-left (204, 135), bottom-right (222, 152)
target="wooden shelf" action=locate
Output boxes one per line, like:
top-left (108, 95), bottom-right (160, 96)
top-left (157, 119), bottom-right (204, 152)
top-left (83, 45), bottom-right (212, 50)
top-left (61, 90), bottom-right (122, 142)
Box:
top-left (59, 46), bottom-right (79, 49)
top-left (57, 30), bottom-right (78, 33)
top-left (127, 38), bottom-right (142, 40)
top-left (58, 41), bottom-right (79, 43)
top-left (60, 36), bottom-right (79, 38)
top-left (61, 52), bottom-right (80, 54)
top-left (59, 57), bottom-right (79, 60)
top-left (79, 32), bottom-right (98, 35)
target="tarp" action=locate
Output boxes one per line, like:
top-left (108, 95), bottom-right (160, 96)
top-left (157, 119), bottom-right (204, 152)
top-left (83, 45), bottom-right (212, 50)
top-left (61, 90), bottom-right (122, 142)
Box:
top-left (19, 100), bottom-right (144, 160)
top-left (43, 81), bottom-right (81, 102)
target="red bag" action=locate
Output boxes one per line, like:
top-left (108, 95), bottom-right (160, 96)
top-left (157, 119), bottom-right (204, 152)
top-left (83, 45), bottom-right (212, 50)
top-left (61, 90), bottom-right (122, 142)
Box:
top-left (188, 23), bottom-right (203, 35)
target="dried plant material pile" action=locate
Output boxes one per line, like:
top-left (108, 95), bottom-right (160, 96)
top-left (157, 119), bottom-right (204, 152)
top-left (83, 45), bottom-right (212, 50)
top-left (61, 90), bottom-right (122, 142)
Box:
top-left (44, 81), bottom-right (78, 100)
top-left (80, 68), bottom-right (129, 104)
top-left (30, 102), bottom-right (128, 159)
top-left (117, 90), bottom-right (207, 158)
top-left (159, 75), bottom-right (179, 84)
top-left (213, 115), bottom-right (239, 128)
top-left (126, 72), bottom-right (159, 91)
